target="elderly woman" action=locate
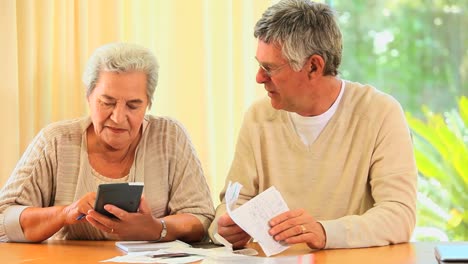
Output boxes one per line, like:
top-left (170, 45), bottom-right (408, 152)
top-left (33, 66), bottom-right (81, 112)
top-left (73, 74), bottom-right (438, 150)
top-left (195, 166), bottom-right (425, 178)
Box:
top-left (0, 43), bottom-right (215, 242)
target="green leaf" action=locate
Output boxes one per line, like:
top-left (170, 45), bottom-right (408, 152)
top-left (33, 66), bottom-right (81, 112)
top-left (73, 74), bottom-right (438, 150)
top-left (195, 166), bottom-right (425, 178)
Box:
top-left (459, 97), bottom-right (468, 126)
top-left (408, 96), bottom-right (468, 241)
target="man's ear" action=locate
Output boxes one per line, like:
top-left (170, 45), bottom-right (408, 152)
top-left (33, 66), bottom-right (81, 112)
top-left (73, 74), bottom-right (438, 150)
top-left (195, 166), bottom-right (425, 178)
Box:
top-left (307, 54), bottom-right (325, 77)
top-left (309, 64), bottom-right (317, 73)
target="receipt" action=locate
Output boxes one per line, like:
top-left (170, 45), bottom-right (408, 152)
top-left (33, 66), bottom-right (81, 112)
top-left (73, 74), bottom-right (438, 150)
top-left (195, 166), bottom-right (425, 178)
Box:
top-left (224, 182), bottom-right (290, 256)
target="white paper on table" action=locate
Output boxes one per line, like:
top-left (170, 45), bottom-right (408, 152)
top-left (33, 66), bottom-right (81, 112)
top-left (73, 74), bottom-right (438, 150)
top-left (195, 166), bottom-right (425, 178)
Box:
top-left (100, 250), bottom-right (204, 263)
top-left (225, 182), bottom-right (290, 256)
top-left (214, 232), bottom-right (258, 256)
top-left (102, 247), bottom-right (255, 263)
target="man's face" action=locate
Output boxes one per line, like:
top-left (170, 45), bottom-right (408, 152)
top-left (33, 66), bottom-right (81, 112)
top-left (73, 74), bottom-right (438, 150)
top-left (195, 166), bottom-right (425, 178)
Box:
top-left (87, 71), bottom-right (148, 150)
top-left (255, 39), bottom-right (311, 113)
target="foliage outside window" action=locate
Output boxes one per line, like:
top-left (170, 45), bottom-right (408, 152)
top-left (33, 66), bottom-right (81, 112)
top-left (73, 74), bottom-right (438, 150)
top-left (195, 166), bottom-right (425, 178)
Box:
top-left (407, 97), bottom-right (467, 241)
top-left (330, 0), bottom-right (468, 240)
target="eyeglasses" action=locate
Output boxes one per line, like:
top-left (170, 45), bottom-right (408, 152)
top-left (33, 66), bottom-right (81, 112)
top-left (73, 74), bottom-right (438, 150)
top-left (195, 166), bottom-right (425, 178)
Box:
top-left (256, 58), bottom-right (289, 77)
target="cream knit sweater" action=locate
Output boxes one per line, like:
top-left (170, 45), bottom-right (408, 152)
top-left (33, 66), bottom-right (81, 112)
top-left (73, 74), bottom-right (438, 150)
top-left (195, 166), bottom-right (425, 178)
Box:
top-left (209, 80), bottom-right (417, 248)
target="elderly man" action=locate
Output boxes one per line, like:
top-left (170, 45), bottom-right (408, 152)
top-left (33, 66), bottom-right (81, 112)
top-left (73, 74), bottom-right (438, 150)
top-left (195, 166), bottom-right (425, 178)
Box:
top-left (209, 0), bottom-right (417, 250)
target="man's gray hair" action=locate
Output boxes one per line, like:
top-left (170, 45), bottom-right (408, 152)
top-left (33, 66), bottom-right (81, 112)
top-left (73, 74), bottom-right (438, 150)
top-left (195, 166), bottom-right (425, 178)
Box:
top-left (82, 42), bottom-right (159, 108)
top-left (254, 0), bottom-right (342, 76)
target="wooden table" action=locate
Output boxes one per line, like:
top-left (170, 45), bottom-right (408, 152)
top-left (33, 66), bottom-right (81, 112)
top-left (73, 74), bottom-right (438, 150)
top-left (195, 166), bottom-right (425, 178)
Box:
top-left (0, 240), bottom-right (459, 263)
top-left (248, 242), bottom-right (443, 264)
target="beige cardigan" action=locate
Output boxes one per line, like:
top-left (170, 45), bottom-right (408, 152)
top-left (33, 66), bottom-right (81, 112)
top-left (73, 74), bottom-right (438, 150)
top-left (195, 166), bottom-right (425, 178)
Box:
top-left (0, 115), bottom-right (215, 242)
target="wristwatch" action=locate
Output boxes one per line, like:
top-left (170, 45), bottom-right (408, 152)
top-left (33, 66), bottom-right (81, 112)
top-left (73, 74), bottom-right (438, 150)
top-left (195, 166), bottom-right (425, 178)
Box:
top-left (155, 219), bottom-right (167, 242)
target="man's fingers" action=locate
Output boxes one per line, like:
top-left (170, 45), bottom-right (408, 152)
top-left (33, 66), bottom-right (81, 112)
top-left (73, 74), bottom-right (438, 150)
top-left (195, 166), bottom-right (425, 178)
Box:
top-left (222, 230), bottom-right (249, 241)
top-left (272, 224), bottom-right (303, 241)
top-left (218, 214), bottom-right (236, 226)
top-left (269, 208), bottom-right (305, 226)
top-left (269, 216), bottom-right (303, 237)
top-left (232, 236), bottom-right (251, 249)
top-left (218, 223), bottom-right (245, 237)
top-left (221, 231), bottom-right (251, 249)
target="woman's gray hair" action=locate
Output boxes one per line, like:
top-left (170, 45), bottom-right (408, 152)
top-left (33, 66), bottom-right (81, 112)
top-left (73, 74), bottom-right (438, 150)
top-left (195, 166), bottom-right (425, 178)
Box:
top-left (82, 42), bottom-right (159, 108)
top-left (254, 0), bottom-right (342, 76)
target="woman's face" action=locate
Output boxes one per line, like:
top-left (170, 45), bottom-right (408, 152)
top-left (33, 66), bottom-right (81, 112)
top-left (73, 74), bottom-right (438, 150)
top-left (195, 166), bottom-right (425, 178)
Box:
top-left (87, 71), bottom-right (148, 151)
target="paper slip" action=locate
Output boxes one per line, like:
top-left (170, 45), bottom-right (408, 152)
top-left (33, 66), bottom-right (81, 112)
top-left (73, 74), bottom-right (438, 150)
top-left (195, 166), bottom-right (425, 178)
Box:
top-left (165, 247), bottom-right (253, 259)
top-left (101, 250), bottom-right (204, 263)
top-left (202, 253), bottom-right (315, 264)
top-left (102, 247), bottom-right (253, 263)
top-left (115, 240), bottom-right (190, 252)
top-left (225, 182), bottom-right (290, 256)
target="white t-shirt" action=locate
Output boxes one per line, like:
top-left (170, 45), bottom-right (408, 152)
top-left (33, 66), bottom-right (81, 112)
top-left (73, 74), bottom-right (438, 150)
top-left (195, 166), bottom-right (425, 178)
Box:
top-left (289, 80), bottom-right (345, 145)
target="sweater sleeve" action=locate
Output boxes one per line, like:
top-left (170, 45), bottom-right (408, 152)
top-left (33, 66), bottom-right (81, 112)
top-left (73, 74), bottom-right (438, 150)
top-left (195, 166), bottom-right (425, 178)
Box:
top-left (0, 129), bottom-right (56, 242)
top-left (166, 121), bottom-right (215, 233)
top-left (208, 109), bottom-right (259, 242)
top-left (320, 98), bottom-right (417, 248)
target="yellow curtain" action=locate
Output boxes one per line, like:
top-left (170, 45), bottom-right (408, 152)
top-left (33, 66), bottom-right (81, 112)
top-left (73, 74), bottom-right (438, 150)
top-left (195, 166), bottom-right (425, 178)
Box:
top-left (0, 0), bottom-right (276, 204)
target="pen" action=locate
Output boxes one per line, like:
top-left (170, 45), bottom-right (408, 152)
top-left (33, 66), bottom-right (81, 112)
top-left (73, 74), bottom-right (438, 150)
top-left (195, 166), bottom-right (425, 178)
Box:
top-left (149, 253), bottom-right (194, 258)
top-left (76, 214), bottom-right (86, 220)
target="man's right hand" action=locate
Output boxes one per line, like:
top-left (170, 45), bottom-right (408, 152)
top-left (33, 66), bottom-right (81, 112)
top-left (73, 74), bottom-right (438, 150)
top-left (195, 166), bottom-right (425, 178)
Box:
top-left (217, 213), bottom-right (251, 249)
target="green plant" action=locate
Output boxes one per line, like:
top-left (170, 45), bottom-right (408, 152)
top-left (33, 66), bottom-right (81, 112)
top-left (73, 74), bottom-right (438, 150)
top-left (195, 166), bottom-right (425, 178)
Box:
top-left (406, 96), bottom-right (468, 241)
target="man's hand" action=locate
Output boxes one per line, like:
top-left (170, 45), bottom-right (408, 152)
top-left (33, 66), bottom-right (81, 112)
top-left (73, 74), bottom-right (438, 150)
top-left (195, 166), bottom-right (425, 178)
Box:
top-left (217, 213), bottom-right (251, 249)
top-left (269, 208), bottom-right (326, 249)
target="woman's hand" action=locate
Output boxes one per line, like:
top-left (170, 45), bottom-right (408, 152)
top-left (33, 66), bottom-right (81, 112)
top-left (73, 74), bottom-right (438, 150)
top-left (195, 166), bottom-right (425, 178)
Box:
top-left (85, 196), bottom-right (161, 240)
top-left (20, 192), bottom-right (96, 242)
top-left (62, 192), bottom-right (96, 225)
